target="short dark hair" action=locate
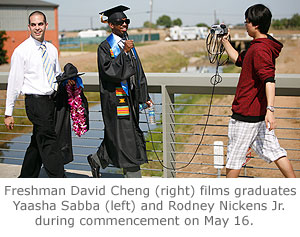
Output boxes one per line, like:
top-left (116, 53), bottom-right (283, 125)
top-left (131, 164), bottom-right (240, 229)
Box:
top-left (28, 11), bottom-right (47, 24)
top-left (245, 4), bottom-right (272, 34)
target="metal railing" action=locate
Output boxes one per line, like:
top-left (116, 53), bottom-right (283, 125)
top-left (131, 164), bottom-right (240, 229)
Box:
top-left (0, 72), bottom-right (299, 178)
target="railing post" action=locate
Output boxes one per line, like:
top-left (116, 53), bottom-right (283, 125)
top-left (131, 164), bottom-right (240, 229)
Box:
top-left (162, 85), bottom-right (175, 178)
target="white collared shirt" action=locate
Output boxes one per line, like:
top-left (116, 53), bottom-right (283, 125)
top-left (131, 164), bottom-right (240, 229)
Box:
top-left (112, 33), bottom-right (125, 49)
top-left (5, 36), bottom-right (61, 116)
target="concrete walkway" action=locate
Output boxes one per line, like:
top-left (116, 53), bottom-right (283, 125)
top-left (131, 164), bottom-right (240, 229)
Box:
top-left (0, 163), bottom-right (125, 178)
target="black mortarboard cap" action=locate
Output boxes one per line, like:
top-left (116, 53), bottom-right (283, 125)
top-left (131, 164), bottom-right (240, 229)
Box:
top-left (99, 5), bottom-right (130, 22)
top-left (56, 63), bottom-right (84, 83)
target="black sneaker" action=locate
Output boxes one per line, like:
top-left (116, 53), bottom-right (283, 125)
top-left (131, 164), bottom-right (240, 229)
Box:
top-left (87, 154), bottom-right (100, 178)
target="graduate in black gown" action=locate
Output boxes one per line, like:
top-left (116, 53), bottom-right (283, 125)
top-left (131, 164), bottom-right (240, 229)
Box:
top-left (87, 5), bottom-right (152, 178)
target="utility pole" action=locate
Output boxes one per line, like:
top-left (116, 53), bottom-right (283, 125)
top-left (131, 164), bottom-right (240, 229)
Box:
top-left (149, 0), bottom-right (153, 41)
top-left (90, 17), bottom-right (93, 29)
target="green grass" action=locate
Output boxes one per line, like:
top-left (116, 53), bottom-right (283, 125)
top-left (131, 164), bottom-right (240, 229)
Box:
top-left (192, 51), bottom-right (207, 58)
top-left (142, 51), bottom-right (189, 73)
top-left (223, 64), bottom-right (241, 73)
top-left (142, 126), bottom-right (163, 177)
top-left (174, 94), bottom-right (213, 153)
top-left (84, 92), bottom-right (100, 102)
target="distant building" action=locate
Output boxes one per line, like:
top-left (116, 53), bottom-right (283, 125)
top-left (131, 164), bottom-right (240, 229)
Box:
top-left (0, 0), bottom-right (59, 62)
top-left (166, 26), bottom-right (208, 41)
top-left (78, 29), bottom-right (107, 38)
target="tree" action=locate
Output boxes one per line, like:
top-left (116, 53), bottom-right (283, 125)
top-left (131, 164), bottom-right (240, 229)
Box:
top-left (143, 21), bottom-right (156, 28)
top-left (272, 14), bottom-right (300, 29)
top-left (272, 19), bottom-right (283, 30)
top-left (172, 18), bottom-right (182, 26)
top-left (290, 14), bottom-right (300, 28)
top-left (0, 31), bottom-right (8, 65)
top-left (156, 15), bottom-right (172, 28)
top-left (196, 23), bottom-right (209, 28)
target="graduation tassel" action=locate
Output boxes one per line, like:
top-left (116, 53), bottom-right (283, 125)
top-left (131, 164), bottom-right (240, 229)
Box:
top-left (100, 14), bottom-right (108, 24)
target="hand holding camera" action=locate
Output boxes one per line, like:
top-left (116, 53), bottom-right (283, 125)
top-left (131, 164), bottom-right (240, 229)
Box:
top-left (210, 24), bottom-right (228, 35)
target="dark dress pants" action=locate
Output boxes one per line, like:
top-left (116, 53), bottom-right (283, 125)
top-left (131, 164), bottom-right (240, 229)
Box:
top-left (19, 95), bottom-right (64, 178)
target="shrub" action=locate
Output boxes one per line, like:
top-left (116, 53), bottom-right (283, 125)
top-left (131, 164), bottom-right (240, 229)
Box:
top-left (0, 31), bottom-right (8, 65)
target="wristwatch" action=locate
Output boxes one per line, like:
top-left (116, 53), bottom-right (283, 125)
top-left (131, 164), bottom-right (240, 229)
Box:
top-left (267, 106), bottom-right (275, 112)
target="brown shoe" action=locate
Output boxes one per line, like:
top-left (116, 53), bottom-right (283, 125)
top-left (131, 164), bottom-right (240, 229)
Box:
top-left (87, 154), bottom-right (100, 178)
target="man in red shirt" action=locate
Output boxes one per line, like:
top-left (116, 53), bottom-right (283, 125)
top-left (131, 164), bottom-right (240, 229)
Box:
top-left (221, 4), bottom-right (295, 178)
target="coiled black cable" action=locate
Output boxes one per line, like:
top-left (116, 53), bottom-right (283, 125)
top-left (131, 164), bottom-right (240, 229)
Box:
top-left (206, 29), bottom-right (230, 85)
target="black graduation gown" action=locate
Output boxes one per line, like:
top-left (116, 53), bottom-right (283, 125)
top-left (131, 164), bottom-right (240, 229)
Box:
top-left (53, 83), bottom-right (73, 164)
top-left (96, 39), bottom-right (150, 169)
top-left (54, 81), bottom-right (90, 165)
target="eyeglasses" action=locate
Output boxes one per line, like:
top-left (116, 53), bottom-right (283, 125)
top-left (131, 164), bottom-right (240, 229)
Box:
top-left (113, 19), bottom-right (130, 26)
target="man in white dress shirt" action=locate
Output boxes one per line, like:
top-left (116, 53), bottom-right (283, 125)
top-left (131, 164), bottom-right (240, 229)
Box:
top-left (4, 11), bottom-right (65, 178)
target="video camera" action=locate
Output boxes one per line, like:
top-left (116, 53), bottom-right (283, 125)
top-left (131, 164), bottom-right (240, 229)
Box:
top-left (210, 24), bottom-right (228, 35)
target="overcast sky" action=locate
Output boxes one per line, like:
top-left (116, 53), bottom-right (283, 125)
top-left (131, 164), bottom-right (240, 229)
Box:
top-left (48, 0), bottom-right (300, 31)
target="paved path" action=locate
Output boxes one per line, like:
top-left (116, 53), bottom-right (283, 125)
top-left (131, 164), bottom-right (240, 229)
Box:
top-left (0, 163), bottom-right (124, 178)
